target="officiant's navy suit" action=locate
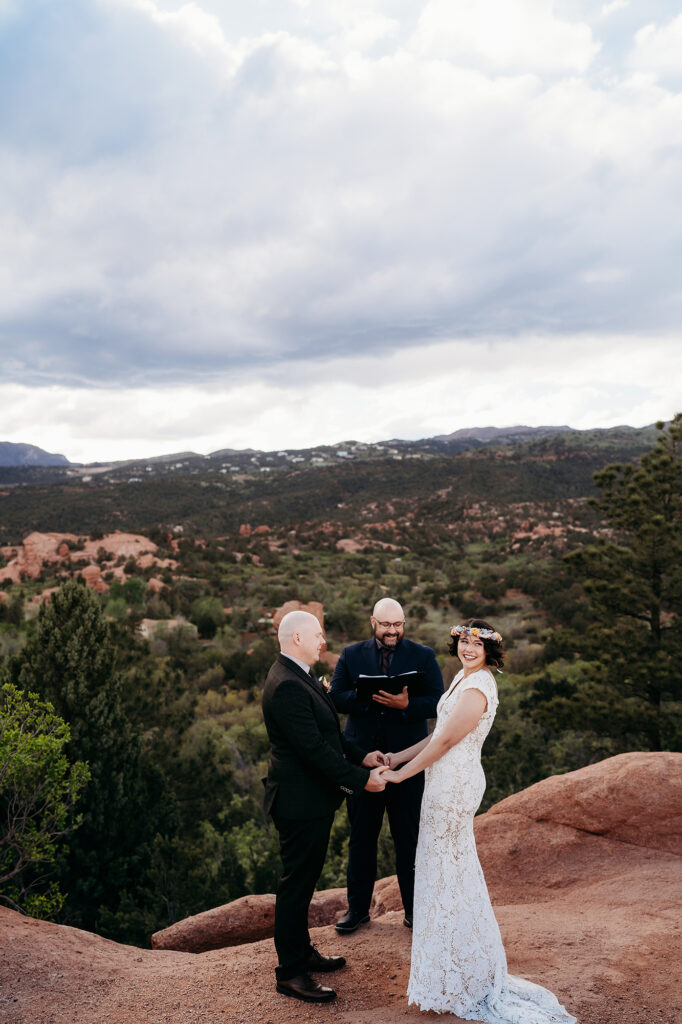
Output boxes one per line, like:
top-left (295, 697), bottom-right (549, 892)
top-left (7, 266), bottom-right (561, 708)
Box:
top-left (330, 638), bottom-right (443, 919)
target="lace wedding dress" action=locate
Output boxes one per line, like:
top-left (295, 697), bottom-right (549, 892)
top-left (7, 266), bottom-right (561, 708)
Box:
top-left (407, 669), bottom-right (576, 1023)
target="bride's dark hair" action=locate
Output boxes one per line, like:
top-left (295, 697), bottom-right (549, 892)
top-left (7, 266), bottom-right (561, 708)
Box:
top-left (448, 617), bottom-right (505, 670)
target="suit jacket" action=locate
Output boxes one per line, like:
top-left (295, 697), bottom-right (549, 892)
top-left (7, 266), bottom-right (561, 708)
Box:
top-left (330, 638), bottom-right (444, 751)
top-left (262, 653), bottom-right (370, 819)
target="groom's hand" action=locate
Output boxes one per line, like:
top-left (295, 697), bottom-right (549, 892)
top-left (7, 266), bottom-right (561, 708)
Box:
top-left (365, 766), bottom-right (388, 792)
top-left (373, 686), bottom-right (409, 710)
top-left (362, 750), bottom-right (387, 768)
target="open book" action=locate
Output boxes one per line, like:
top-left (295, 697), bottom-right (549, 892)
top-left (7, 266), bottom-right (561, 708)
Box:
top-left (355, 670), bottom-right (424, 701)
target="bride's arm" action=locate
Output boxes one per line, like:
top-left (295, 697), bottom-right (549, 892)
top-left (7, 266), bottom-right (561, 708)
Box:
top-left (385, 735), bottom-right (431, 767)
top-left (382, 689), bottom-right (487, 783)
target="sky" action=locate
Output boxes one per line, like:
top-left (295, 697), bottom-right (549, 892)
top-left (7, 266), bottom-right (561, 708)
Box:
top-left (1, 0), bottom-right (681, 463)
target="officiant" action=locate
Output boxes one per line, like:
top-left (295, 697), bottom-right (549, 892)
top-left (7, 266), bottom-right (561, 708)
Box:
top-left (330, 597), bottom-right (443, 933)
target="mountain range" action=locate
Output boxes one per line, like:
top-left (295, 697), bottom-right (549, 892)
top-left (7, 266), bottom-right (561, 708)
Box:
top-left (0, 424), bottom-right (648, 468)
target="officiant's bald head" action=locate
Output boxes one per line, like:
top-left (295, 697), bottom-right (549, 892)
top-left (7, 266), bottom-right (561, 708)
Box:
top-left (371, 598), bottom-right (405, 648)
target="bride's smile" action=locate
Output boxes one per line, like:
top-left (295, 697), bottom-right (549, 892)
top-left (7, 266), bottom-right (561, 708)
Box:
top-left (458, 635), bottom-right (487, 676)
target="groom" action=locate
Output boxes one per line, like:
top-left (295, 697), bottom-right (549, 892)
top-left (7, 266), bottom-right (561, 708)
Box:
top-left (262, 609), bottom-right (387, 1003)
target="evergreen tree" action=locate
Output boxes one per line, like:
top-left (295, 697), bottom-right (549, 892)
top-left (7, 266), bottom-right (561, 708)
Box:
top-left (8, 581), bottom-right (166, 937)
top-left (541, 416), bottom-right (682, 749)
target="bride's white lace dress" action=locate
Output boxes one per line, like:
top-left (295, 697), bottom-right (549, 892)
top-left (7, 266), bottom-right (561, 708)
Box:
top-left (407, 668), bottom-right (576, 1023)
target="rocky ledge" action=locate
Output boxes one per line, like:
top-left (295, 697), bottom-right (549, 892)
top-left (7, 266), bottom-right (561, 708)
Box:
top-left (1, 752), bottom-right (680, 1024)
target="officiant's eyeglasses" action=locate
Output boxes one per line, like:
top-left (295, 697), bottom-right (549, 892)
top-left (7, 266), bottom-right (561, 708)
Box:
top-left (376, 620), bottom-right (405, 629)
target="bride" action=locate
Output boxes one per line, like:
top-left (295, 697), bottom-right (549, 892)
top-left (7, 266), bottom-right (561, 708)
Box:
top-left (381, 618), bottom-right (576, 1024)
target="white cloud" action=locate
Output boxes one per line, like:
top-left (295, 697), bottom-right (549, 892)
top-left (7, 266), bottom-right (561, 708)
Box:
top-left (0, 0), bottom-right (680, 455)
top-left (631, 14), bottom-right (682, 84)
top-left (601, 1), bottom-right (629, 17)
top-left (1, 332), bottom-right (679, 462)
top-left (411, 0), bottom-right (599, 75)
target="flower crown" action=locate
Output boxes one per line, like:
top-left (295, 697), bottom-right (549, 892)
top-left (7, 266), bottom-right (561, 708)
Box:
top-left (451, 624), bottom-right (503, 643)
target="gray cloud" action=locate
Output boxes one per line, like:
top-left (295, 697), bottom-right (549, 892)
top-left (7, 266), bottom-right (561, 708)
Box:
top-left (1, 0), bottom-right (681, 391)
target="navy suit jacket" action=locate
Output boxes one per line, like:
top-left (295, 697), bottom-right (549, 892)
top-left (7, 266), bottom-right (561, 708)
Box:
top-left (330, 638), bottom-right (443, 751)
top-left (262, 654), bottom-right (370, 819)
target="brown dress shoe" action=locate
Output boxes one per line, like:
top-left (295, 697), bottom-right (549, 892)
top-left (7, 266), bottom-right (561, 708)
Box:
top-left (276, 973), bottom-right (336, 1003)
top-left (306, 945), bottom-right (346, 972)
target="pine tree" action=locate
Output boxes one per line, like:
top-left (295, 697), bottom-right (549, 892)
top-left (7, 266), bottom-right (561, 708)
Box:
top-left (561, 415), bottom-right (682, 748)
top-left (9, 581), bottom-right (160, 935)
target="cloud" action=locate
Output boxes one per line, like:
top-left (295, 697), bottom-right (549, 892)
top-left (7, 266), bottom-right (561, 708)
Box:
top-left (631, 13), bottom-right (682, 85)
top-left (0, 0), bottom-right (680, 431)
top-left (411, 0), bottom-right (600, 74)
top-left (1, 331), bottom-right (679, 462)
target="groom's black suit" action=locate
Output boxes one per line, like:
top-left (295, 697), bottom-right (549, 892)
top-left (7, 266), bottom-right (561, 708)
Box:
top-left (262, 653), bottom-right (370, 980)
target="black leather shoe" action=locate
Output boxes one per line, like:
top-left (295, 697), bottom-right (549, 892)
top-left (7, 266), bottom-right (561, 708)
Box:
top-left (335, 909), bottom-right (370, 934)
top-left (403, 915), bottom-right (413, 928)
top-left (306, 945), bottom-right (346, 972)
top-left (276, 973), bottom-right (336, 1003)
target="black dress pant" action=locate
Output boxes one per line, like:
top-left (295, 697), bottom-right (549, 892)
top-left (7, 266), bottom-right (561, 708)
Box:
top-left (346, 771), bottom-right (424, 917)
top-left (271, 809), bottom-right (335, 981)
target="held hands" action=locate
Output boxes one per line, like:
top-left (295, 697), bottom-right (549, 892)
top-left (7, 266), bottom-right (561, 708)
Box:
top-left (372, 685), bottom-right (409, 710)
top-left (382, 752), bottom-right (404, 769)
top-left (365, 766), bottom-right (389, 792)
top-left (362, 750), bottom-right (388, 768)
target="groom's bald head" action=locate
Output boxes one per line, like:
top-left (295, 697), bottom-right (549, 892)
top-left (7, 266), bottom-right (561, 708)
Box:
top-left (279, 610), bottom-right (325, 666)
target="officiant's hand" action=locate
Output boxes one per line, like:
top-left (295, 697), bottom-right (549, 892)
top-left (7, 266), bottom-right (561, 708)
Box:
top-left (373, 686), bottom-right (409, 710)
top-left (362, 750), bottom-right (387, 768)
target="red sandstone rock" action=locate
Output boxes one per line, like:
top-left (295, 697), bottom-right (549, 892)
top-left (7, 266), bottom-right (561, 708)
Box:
top-left (371, 874), bottom-right (402, 916)
top-left (484, 751), bottom-right (681, 856)
top-left (152, 894), bottom-right (276, 953)
top-left (336, 537), bottom-right (363, 552)
top-left (0, 531), bottom-right (175, 587)
top-left (80, 565), bottom-right (108, 594)
top-left (272, 600), bottom-right (324, 630)
top-left (318, 650), bottom-right (339, 672)
top-left (308, 886), bottom-right (347, 927)
top-left (252, 525), bottom-right (270, 535)
top-left (3, 754), bottom-right (681, 1024)
top-left (147, 577), bottom-right (165, 594)
top-left (151, 888), bottom-right (347, 953)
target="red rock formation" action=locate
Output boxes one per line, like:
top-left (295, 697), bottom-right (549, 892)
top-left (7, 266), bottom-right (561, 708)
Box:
top-left (272, 600), bottom-right (324, 630)
top-left (151, 889), bottom-right (347, 954)
top-left (2, 753), bottom-right (680, 1024)
top-left (0, 531), bottom-right (176, 586)
top-left (80, 565), bottom-right (108, 593)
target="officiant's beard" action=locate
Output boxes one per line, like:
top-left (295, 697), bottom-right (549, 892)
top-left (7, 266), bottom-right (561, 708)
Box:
top-left (372, 624), bottom-right (403, 649)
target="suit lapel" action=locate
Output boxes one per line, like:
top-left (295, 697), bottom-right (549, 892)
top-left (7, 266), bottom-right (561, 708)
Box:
top-left (277, 654), bottom-right (342, 724)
